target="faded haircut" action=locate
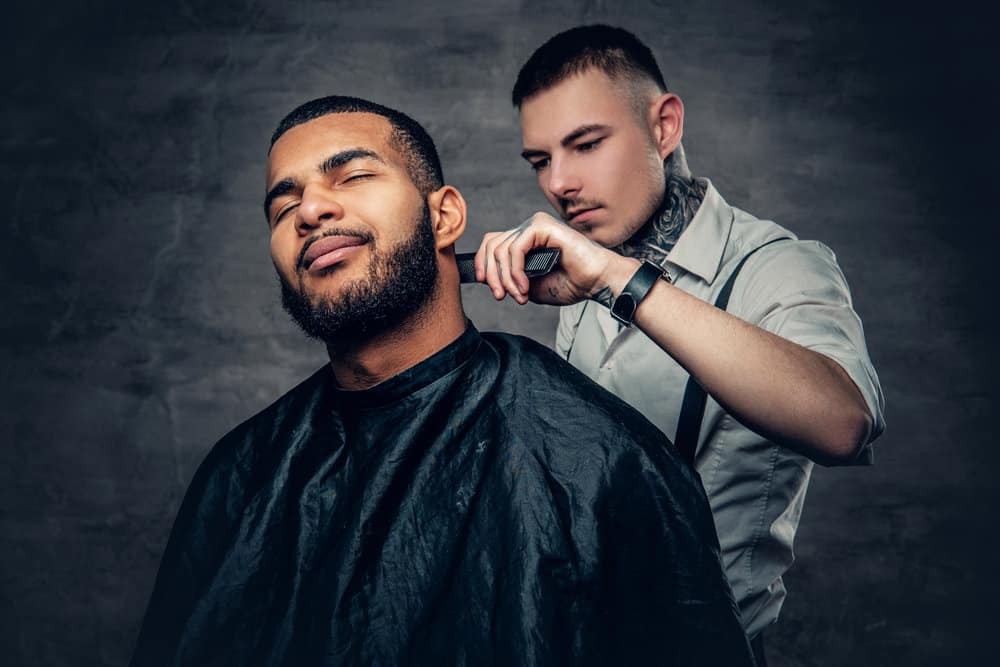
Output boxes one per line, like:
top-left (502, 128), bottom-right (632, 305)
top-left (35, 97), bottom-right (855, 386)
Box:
top-left (270, 95), bottom-right (444, 197)
top-left (511, 25), bottom-right (668, 112)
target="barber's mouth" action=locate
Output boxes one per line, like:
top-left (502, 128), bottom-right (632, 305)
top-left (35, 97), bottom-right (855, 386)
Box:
top-left (566, 207), bottom-right (600, 224)
top-left (302, 236), bottom-right (367, 273)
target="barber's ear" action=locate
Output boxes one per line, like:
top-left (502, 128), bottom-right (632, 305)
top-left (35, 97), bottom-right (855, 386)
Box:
top-left (426, 185), bottom-right (467, 250)
top-left (649, 93), bottom-right (685, 161)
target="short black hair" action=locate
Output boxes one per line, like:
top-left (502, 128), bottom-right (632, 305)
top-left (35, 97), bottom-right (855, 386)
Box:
top-left (511, 25), bottom-right (667, 108)
top-left (270, 95), bottom-right (444, 196)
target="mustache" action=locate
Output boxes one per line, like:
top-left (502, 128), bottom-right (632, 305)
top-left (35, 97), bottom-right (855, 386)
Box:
top-left (558, 197), bottom-right (604, 220)
top-left (297, 228), bottom-right (375, 270)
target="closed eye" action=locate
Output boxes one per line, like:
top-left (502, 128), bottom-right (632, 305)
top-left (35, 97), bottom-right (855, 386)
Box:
top-left (273, 201), bottom-right (299, 225)
top-left (577, 138), bottom-right (603, 152)
top-left (344, 172), bottom-right (374, 183)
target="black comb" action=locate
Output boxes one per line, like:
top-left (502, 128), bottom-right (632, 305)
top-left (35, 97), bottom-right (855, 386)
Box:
top-left (456, 248), bottom-right (561, 284)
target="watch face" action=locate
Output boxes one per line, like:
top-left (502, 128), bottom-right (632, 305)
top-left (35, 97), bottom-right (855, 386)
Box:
top-left (611, 261), bottom-right (664, 326)
top-left (611, 292), bottom-right (637, 325)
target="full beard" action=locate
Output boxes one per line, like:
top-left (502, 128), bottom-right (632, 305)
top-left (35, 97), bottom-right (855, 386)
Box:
top-left (279, 203), bottom-right (439, 349)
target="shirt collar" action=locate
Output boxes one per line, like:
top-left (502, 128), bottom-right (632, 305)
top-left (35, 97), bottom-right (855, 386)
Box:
top-left (663, 178), bottom-right (733, 286)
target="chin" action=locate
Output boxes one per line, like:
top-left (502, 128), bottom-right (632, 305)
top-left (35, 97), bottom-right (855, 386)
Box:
top-left (303, 261), bottom-right (366, 287)
top-left (307, 280), bottom-right (359, 306)
top-left (582, 226), bottom-right (621, 249)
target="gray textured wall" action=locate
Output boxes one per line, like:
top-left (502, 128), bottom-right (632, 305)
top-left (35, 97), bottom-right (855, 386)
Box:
top-left (2, 0), bottom-right (995, 664)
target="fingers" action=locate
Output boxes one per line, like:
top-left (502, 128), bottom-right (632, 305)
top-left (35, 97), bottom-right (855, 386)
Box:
top-left (508, 235), bottom-right (528, 295)
top-left (475, 214), bottom-right (560, 303)
top-left (494, 229), bottom-right (528, 303)
top-left (506, 229), bottom-right (544, 299)
top-left (473, 232), bottom-right (500, 283)
top-left (474, 232), bottom-right (505, 299)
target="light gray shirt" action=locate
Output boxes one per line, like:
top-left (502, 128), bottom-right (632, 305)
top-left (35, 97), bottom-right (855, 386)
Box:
top-left (555, 180), bottom-right (886, 637)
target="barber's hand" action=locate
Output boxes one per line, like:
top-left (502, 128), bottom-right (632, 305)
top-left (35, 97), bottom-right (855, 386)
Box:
top-left (474, 212), bottom-right (637, 307)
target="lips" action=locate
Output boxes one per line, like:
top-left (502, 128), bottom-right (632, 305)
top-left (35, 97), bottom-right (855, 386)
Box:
top-left (302, 235), bottom-right (368, 272)
top-left (566, 206), bottom-right (600, 224)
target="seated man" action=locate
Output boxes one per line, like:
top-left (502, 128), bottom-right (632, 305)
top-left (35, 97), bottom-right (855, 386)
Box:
top-left (130, 96), bottom-right (755, 666)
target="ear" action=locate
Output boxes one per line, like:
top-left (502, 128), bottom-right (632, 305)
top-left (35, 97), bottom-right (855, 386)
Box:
top-left (426, 185), bottom-right (467, 250)
top-left (648, 93), bottom-right (685, 161)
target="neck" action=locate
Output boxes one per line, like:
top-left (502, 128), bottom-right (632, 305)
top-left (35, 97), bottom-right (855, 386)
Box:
top-left (616, 147), bottom-right (706, 265)
top-left (325, 271), bottom-right (467, 392)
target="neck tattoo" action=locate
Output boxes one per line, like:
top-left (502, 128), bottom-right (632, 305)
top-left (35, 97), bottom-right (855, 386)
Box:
top-left (590, 165), bottom-right (705, 311)
top-left (617, 172), bottom-right (706, 266)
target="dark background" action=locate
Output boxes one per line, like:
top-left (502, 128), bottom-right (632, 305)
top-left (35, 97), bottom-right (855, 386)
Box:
top-left (2, 0), bottom-right (996, 664)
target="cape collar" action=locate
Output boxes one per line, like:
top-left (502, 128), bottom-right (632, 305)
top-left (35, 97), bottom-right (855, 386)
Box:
top-left (330, 322), bottom-right (481, 410)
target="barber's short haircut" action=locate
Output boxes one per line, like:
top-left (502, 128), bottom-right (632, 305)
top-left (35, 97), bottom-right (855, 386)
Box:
top-left (511, 25), bottom-right (668, 109)
top-left (270, 95), bottom-right (444, 197)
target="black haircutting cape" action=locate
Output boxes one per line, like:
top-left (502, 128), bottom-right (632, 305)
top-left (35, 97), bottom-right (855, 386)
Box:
top-left (132, 325), bottom-right (754, 666)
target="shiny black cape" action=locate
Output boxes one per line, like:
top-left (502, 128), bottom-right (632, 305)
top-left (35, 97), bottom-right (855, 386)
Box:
top-left (132, 326), bottom-right (754, 666)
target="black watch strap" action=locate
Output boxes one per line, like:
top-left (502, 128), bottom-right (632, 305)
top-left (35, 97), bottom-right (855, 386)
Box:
top-left (609, 260), bottom-right (667, 326)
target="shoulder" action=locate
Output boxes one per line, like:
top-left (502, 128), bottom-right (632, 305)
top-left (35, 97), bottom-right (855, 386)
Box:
top-left (186, 367), bottom-right (332, 499)
top-left (727, 206), bottom-right (844, 283)
top-left (482, 331), bottom-right (614, 409)
top-left (483, 330), bottom-right (575, 375)
top-left (742, 238), bottom-right (846, 292)
top-left (723, 212), bottom-right (852, 317)
top-left (480, 331), bottom-right (692, 475)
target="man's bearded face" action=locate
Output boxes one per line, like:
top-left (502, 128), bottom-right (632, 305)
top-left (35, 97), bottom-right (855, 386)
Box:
top-left (279, 202), bottom-right (438, 346)
top-left (265, 112), bottom-right (442, 348)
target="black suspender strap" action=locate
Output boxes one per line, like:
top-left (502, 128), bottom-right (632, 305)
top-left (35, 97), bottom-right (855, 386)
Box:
top-left (674, 238), bottom-right (791, 466)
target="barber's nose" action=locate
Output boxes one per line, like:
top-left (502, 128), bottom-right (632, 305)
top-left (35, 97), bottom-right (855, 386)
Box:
top-left (295, 183), bottom-right (345, 234)
top-left (545, 158), bottom-right (581, 200)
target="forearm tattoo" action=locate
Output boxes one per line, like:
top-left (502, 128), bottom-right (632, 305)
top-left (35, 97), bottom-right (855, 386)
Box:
top-left (616, 155), bottom-right (706, 266)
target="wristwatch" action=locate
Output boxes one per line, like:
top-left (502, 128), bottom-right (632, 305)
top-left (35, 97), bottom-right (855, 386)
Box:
top-left (609, 260), bottom-right (668, 327)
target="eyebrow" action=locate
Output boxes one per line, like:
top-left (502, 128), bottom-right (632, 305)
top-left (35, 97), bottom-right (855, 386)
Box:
top-left (520, 124), bottom-right (612, 161)
top-left (263, 148), bottom-right (386, 220)
top-left (320, 148), bottom-right (383, 174)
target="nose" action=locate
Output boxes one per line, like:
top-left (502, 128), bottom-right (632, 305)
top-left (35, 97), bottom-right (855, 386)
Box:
top-left (295, 183), bottom-right (345, 235)
top-left (545, 156), bottom-right (581, 200)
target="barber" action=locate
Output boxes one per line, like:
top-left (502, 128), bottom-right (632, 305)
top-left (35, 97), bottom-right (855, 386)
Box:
top-left (476, 25), bottom-right (885, 665)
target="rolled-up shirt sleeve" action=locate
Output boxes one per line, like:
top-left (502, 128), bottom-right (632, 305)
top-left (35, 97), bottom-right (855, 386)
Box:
top-left (730, 239), bottom-right (886, 459)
